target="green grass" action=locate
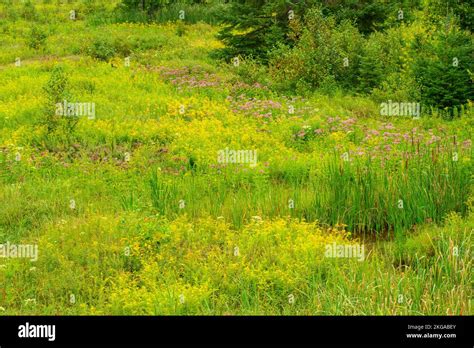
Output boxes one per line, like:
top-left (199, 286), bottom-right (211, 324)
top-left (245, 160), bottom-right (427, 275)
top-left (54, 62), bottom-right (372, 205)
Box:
top-left (149, 144), bottom-right (471, 234)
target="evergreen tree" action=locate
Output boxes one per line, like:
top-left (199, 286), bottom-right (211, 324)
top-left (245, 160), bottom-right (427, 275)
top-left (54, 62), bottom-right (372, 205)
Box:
top-left (121, 0), bottom-right (170, 17)
top-left (215, 0), bottom-right (317, 62)
top-left (412, 26), bottom-right (474, 115)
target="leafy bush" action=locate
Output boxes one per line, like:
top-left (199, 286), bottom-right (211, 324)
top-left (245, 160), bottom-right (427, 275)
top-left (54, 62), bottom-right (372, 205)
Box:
top-left (263, 3), bottom-right (472, 114)
top-left (121, 0), bottom-right (171, 17)
top-left (20, 0), bottom-right (37, 21)
top-left (27, 26), bottom-right (47, 50)
top-left (425, 0), bottom-right (474, 31)
top-left (268, 9), bottom-right (363, 94)
top-left (231, 56), bottom-right (270, 87)
top-left (356, 28), bottom-right (405, 95)
top-left (116, 0), bottom-right (225, 24)
top-left (411, 26), bottom-right (474, 115)
top-left (371, 73), bottom-right (421, 104)
top-left (214, 0), bottom-right (411, 63)
top-left (87, 36), bottom-right (116, 61)
top-left (176, 20), bottom-right (186, 37)
top-left (215, 0), bottom-right (316, 62)
top-left (322, 0), bottom-right (402, 34)
top-left (42, 65), bottom-right (76, 137)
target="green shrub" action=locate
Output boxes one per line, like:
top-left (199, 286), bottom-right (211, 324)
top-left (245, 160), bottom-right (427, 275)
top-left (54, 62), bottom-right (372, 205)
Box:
top-left (176, 20), bottom-right (186, 37)
top-left (20, 0), bottom-right (37, 21)
top-left (215, 0), bottom-right (317, 62)
top-left (27, 26), bottom-right (47, 50)
top-left (232, 56), bottom-right (270, 87)
top-left (42, 65), bottom-right (76, 137)
top-left (425, 0), bottom-right (474, 31)
top-left (268, 9), bottom-right (363, 94)
top-left (371, 72), bottom-right (421, 104)
top-left (87, 36), bottom-right (116, 61)
top-left (115, 0), bottom-right (225, 24)
top-left (411, 26), bottom-right (474, 116)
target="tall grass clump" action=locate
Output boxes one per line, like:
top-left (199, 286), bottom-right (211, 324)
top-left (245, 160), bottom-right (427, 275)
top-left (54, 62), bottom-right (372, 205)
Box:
top-left (150, 141), bottom-right (471, 234)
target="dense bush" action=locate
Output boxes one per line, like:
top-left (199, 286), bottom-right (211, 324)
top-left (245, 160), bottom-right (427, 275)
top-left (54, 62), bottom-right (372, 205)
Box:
top-left (215, 0), bottom-right (318, 62)
top-left (208, 0), bottom-right (472, 113)
top-left (27, 26), bottom-right (47, 50)
top-left (87, 36), bottom-right (117, 61)
top-left (411, 26), bottom-right (474, 114)
top-left (42, 65), bottom-right (76, 136)
top-left (116, 0), bottom-right (225, 24)
top-left (268, 9), bottom-right (364, 94)
top-left (20, 0), bottom-right (38, 21)
top-left (121, 0), bottom-right (171, 15)
top-left (84, 33), bottom-right (169, 60)
top-left (322, 0), bottom-right (405, 34)
top-left (426, 0), bottom-right (474, 31)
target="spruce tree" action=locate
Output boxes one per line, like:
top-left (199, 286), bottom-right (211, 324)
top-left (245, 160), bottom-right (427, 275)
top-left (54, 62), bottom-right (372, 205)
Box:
top-left (215, 0), bottom-right (316, 62)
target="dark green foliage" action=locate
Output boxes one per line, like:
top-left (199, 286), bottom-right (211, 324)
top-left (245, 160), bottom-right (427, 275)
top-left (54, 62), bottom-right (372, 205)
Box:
top-left (426, 0), bottom-right (474, 31)
top-left (113, 0), bottom-right (473, 113)
top-left (357, 49), bottom-right (384, 94)
top-left (356, 29), bottom-right (404, 95)
top-left (27, 26), bottom-right (47, 50)
top-left (21, 0), bottom-right (37, 21)
top-left (87, 36), bottom-right (116, 61)
top-left (42, 66), bottom-right (75, 135)
top-left (268, 8), bottom-right (364, 93)
top-left (121, 0), bottom-right (171, 17)
top-left (215, 0), bottom-right (318, 62)
top-left (411, 27), bottom-right (474, 115)
top-left (215, 0), bottom-right (421, 62)
top-left (322, 0), bottom-right (397, 34)
top-left (117, 0), bottom-right (222, 22)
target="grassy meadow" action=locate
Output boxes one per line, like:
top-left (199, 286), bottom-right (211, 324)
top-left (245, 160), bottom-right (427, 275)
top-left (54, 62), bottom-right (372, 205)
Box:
top-left (0, 0), bottom-right (472, 315)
